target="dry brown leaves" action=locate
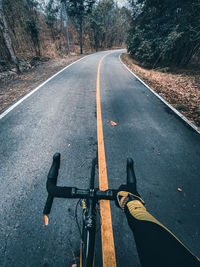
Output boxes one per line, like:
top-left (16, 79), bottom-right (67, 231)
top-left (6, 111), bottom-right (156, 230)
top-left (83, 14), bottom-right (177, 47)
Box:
top-left (121, 53), bottom-right (200, 127)
top-left (108, 120), bottom-right (117, 126)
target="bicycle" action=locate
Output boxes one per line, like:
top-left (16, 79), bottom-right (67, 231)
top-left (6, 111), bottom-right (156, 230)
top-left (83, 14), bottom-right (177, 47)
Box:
top-left (43, 152), bottom-right (137, 267)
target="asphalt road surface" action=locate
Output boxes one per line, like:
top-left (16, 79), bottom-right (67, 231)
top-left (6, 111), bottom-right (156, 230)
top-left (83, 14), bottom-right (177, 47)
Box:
top-left (0, 50), bottom-right (200, 267)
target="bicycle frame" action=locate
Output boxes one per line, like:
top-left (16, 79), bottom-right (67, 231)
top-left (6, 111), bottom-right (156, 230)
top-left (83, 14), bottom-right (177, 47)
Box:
top-left (43, 153), bottom-right (136, 267)
top-left (80, 158), bottom-right (97, 267)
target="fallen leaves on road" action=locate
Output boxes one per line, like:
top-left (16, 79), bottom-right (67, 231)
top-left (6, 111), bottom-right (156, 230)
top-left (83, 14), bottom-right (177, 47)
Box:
top-left (108, 120), bottom-right (117, 126)
top-left (79, 161), bottom-right (86, 168)
top-left (177, 187), bottom-right (182, 192)
top-left (61, 157), bottom-right (64, 161)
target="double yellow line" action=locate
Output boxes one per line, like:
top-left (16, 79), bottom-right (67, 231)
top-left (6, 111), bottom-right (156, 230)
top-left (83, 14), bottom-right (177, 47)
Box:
top-left (96, 53), bottom-right (116, 267)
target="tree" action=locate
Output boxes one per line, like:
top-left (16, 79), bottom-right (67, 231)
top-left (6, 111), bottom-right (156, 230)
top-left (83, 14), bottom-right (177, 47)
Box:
top-left (24, 0), bottom-right (40, 57)
top-left (0, 0), bottom-right (20, 72)
top-left (127, 0), bottom-right (200, 67)
top-left (45, 0), bottom-right (59, 41)
top-left (89, 0), bottom-right (131, 50)
top-left (61, 0), bottom-right (70, 55)
top-left (64, 0), bottom-right (95, 54)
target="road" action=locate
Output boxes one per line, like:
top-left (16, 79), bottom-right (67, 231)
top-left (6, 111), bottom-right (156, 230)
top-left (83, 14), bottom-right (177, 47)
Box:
top-left (0, 50), bottom-right (200, 267)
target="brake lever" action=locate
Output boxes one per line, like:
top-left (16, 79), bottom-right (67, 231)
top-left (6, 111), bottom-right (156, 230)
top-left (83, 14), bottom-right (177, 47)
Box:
top-left (43, 153), bottom-right (60, 225)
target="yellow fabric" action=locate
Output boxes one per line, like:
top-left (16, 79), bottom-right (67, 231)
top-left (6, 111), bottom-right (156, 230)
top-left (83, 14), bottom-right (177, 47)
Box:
top-left (127, 200), bottom-right (200, 262)
top-left (117, 191), bottom-right (145, 206)
top-left (127, 200), bottom-right (163, 226)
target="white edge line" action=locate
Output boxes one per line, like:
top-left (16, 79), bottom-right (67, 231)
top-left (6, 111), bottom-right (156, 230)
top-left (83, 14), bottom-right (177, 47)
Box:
top-left (119, 54), bottom-right (200, 134)
top-left (0, 55), bottom-right (90, 120)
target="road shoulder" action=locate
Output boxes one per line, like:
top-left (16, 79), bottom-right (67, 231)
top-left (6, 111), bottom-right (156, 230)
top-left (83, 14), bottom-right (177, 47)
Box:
top-left (0, 55), bottom-right (86, 113)
top-left (120, 53), bottom-right (200, 131)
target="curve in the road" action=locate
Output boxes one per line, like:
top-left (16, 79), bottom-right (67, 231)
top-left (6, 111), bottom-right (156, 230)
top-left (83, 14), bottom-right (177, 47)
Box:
top-left (0, 55), bottom-right (89, 120)
top-left (96, 52), bottom-right (116, 267)
top-left (119, 55), bottom-right (200, 134)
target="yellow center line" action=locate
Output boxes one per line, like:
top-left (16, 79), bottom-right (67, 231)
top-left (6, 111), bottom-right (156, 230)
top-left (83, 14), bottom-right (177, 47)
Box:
top-left (96, 53), bottom-right (116, 267)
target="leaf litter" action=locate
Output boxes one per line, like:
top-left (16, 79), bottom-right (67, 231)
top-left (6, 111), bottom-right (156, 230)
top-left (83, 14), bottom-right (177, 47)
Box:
top-left (121, 53), bottom-right (200, 127)
top-left (108, 120), bottom-right (117, 126)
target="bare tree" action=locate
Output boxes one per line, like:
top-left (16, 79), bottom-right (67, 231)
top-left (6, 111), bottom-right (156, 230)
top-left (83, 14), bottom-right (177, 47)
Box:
top-left (0, 0), bottom-right (20, 72)
top-left (61, 0), bottom-right (70, 55)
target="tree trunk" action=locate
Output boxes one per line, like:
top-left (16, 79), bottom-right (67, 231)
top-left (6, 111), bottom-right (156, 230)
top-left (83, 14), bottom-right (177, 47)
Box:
top-left (80, 20), bottom-right (83, 54)
top-left (0, 0), bottom-right (20, 73)
top-left (32, 33), bottom-right (40, 57)
top-left (62, 1), bottom-right (70, 55)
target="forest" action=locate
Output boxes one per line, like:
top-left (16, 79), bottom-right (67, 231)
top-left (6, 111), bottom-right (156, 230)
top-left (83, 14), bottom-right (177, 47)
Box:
top-left (0, 0), bottom-right (200, 71)
top-left (0, 0), bottom-right (130, 72)
top-left (127, 0), bottom-right (200, 68)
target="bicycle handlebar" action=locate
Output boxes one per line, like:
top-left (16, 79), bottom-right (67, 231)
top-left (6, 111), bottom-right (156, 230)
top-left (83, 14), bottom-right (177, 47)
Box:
top-left (43, 152), bottom-right (61, 215)
top-left (43, 153), bottom-right (137, 216)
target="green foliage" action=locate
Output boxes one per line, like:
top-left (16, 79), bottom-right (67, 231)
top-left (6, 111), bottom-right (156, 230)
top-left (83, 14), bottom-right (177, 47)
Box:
top-left (45, 0), bottom-right (59, 29)
top-left (127, 0), bottom-right (200, 67)
top-left (25, 19), bottom-right (38, 37)
top-left (24, 0), bottom-right (40, 56)
top-left (45, 0), bottom-right (59, 40)
top-left (89, 0), bottom-right (131, 50)
top-left (65, 0), bottom-right (95, 27)
top-left (64, 0), bottom-right (96, 53)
